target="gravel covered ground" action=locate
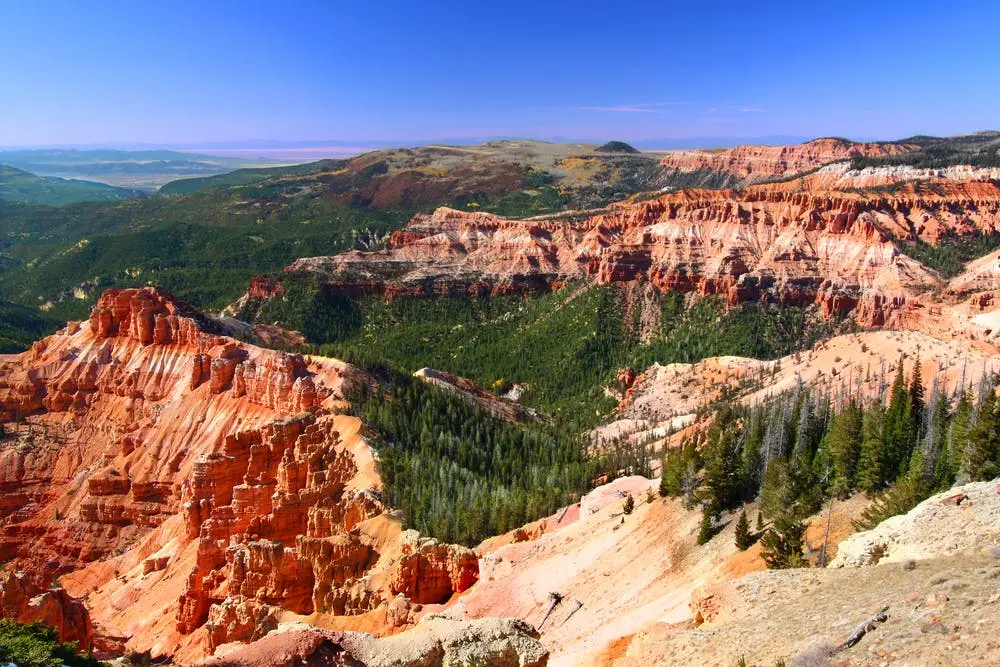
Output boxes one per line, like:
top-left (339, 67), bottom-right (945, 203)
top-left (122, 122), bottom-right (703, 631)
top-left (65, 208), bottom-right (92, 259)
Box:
top-left (610, 480), bottom-right (1000, 666)
top-left (614, 552), bottom-right (1000, 666)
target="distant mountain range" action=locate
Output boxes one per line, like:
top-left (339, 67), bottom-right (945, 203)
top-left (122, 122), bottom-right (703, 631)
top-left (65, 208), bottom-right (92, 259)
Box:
top-left (0, 148), bottom-right (287, 190)
top-left (2, 136), bottom-right (816, 151)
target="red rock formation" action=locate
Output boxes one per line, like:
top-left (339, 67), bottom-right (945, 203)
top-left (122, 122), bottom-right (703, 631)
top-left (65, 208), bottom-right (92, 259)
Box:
top-left (616, 367), bottom-right (637, 390)
top-left (389, 530), bottom-right (479, 605)
top-left (0, 570), bottom-right (92, 649)
top-left (0, 287), bottom-right (478, 662)
top-left (88, 286), bottom-right (210, 346)
top-left (278, 179), bottom-right (1000, 328)
top-left (204, 598), bottom-right (278, 653)
top-left (659, 137), bottom-right (918, 184)
top-left (247, 277), bottom-right (284, 299)
top-left (175, 413), bottom-right (390, 639)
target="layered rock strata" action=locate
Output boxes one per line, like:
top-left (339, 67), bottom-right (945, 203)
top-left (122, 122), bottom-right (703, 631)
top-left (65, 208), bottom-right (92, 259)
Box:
top-left (658, 137), bottom-right (918, 184)
top-left (0, 288), bottom-right (478, 662)
top-left (279, 180), bottom-right (1000, 328)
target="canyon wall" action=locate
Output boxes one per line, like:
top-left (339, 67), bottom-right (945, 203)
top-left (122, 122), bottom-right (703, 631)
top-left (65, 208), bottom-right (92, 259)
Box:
top-left (658, 137), bottom-right (917, 184)
top-left (279, 179), bottom-right (1000, 329)
top-left (0, 288), bottom-right (478, 662)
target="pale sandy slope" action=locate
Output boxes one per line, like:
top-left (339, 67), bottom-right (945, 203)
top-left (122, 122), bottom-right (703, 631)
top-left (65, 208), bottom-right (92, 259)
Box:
top-left (597, 329), bottom-right (1000, 447)
top-left (616, 480), bottom-right (1000, 666)
top-left (440, 476), bottom-right (865, 666)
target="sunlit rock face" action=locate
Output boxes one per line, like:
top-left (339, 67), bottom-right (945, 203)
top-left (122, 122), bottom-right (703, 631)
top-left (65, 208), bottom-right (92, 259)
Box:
top-left (277, 178), bottom-right (1000, 329)
top-left (658, 137), bottom-right (918, 183)
top-left (0, 287), bottom-right (478, 662)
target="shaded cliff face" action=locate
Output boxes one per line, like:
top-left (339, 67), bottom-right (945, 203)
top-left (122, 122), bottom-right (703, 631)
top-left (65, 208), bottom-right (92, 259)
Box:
top-left (0, 288), bottom-right (478, 662)
top-left (659, 137), bottom-right (918, 184)
top-left (277, 179), bottom-right (1000, 328)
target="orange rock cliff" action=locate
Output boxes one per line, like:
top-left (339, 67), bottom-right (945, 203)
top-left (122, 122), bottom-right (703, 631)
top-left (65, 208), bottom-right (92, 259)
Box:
top-left (658, 137), bottom-right (918, 183)
top-left (0, 288), bottom-right (478, 662)
top-left (272, 178), bottom-right (1000, 330)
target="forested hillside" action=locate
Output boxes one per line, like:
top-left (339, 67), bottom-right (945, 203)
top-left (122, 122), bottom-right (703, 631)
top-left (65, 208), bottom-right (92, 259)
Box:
top-left (850, 131), bottom-right (1000, 169)
top-left (0, 195), bottom-right (406, 321)
top-left (662, 361), bottom-right (1000, 567)
top-left (0, 301), bottom-right (63, 352)
top-left (351, 368), bottom-right (647, 545)
top-left (266, 282), bottom-right (841, 429)
top-left (0, 164), bottom-right (141, 205)
top-left (0, 140), bottom-right (668, 330)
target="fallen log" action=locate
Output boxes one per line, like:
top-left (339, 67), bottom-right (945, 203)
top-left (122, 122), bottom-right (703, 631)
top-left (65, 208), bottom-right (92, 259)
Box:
top-left (556, 505), bottom-right (571, 524)
top-left (832, 606), bottom-right (889, 652)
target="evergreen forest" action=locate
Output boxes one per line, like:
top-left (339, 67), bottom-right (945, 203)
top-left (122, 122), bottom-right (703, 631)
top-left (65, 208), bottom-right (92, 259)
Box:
top-left (661, 358), bottom-right (1000, 567)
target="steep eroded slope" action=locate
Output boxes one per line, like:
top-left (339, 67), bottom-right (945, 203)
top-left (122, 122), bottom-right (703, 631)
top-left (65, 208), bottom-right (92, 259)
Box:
top-left (0, 288), bottom-right (479, 662)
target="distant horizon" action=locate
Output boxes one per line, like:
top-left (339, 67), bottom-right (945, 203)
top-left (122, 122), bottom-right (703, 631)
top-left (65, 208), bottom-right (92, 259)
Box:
top-left (2, 128), bottom-right (997, 160)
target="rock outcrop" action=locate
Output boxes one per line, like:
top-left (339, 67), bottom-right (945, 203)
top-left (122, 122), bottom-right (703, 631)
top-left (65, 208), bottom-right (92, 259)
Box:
top-left (0, 570), bottom-right (92, 650)
top-left (388, 531), bottom-right (479, 605)
top-left (200, 615), bottom-right (549, 667)
top-left (276, 179), bottom-right (1000, 329)
top-left (0, 288), bottom-right (477, 662)
top-left (659, 137), bottom-right (918, 184)
top-left (596, 329), bottom-right (1000, 447)
top-left (831, 480), bottom-right (1000, 567)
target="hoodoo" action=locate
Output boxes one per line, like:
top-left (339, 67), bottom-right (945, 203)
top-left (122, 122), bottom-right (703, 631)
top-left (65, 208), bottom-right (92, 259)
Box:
top-left (0, 288), bottom-right (485, 662)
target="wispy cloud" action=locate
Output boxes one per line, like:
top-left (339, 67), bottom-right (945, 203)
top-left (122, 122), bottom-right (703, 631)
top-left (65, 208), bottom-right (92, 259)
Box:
top-left (577, 101), bottom-right (765, 116)
top-left (578, 102), bottom-right (689, 114)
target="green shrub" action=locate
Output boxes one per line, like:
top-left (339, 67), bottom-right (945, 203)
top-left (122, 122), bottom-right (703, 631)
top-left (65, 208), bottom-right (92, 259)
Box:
top-left (0, 619), bottom-right (99, 667)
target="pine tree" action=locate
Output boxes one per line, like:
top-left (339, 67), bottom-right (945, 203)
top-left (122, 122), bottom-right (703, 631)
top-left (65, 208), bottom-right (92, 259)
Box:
top-left (660, 445), bottom-right (683, 497)
top-left (734, 509), bottom-right (753, 550)
top-left (964, 387), bottom-right (1000, 481)
top-left (883, 359), bottom-right (914, 481)
top-left (908, 356), bottom-right (925, 442)
top-left (828, 399), bottom-right (863, 497)
top-left (659, 457), bottom-right (672, 497)
top-left (857, 401), bottom-right (886, 493)
top-left (701, 415), bottom-right (743, 513)
top-left (696, 507), bottom-right (714, 545)
top-left (755, 510), bottom-right (764, 533)
top-left (623, 494), bottom-right (635, 515)
top-left (738, 410), bottom-right (765, 501)
top-left (945, 389), bottom-right (973, 484)
top-left (759, 512), bottom-right (807, 569)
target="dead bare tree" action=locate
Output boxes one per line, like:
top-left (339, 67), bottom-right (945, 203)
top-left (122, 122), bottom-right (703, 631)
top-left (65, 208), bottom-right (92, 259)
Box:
top-left (818, 495), bottom-right (834, 568)
top-left (538, 592), bottom-right (564, 630)
top-left (558, 599), bottom-right (583, 627)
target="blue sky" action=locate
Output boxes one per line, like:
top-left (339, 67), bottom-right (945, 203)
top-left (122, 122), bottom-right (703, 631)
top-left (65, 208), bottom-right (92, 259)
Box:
top-left (1, 0), bottom-right (998, 146)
